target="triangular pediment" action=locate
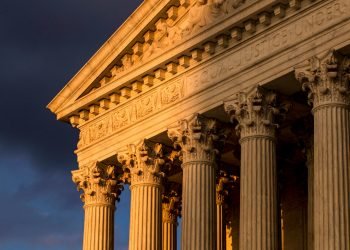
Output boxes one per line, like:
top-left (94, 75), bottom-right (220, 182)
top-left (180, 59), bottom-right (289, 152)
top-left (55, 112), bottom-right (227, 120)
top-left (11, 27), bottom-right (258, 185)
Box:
top-left (47, 0), bottom-right (248, 121)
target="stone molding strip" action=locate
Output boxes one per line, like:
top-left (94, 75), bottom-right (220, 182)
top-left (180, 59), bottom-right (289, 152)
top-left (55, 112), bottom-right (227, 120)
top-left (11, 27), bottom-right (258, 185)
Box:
top-left (61, 0), bottom-right (321, 122)
top-left (75, 0), bottom-right (348, 150)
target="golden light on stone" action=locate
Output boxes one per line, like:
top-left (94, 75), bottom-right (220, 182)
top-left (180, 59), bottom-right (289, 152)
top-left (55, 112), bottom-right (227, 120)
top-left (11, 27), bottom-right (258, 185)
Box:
top-left (109, 93), bottom-right (120, 105)
top-left (48, 0), bottom-right (350, 249)
top-left (258, 12), bottom-right (271, 26)
top-left (131, 81), bottom-right (143, 93)
top-left (79, 110), bottom-right (89, 121)
top-left (230, 27), bottom-right (242, 41)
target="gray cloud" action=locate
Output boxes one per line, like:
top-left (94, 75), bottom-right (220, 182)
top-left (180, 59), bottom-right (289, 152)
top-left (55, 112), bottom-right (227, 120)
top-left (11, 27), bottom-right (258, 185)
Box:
top-left (0, 0), bottom-right (142, 169)
top-left (0, 0), bottom-right (141, 248)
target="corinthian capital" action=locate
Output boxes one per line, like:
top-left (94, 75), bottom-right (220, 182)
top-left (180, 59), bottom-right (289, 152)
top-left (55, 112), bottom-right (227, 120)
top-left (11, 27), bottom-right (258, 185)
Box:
top-left (72, 162), bottom-right (123, 206)
top-left (216, 170), bottom-right (239, 205)
top-left (167, 114), bottom-right (222, 163)
top-left (295, 50), bottom-right (350, 108)
top-left (224, 86), bottom-right (288, 139)
top-left (117, 140), bottom-right (166, 185)
top-left (162, 183), bottom-right (182, 224)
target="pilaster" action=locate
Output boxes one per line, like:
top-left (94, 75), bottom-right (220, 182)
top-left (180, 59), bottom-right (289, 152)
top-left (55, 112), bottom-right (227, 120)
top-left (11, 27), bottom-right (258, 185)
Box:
top-left (224, 87), bottom-right (286, 250)
top-left (168, 114), bottom-right (220, 250)
top-left (295, 50), bottom-right (350, 250)
top-left (72, 162), bottom-right (122, 250)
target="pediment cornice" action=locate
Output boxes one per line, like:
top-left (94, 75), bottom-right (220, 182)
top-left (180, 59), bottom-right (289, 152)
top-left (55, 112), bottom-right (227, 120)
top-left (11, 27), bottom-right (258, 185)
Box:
top-left (48, 0), bottom-right (175, 114)
top-left (48, 0), bottom-right (346, 126)
top-left (48, 0), bottom-right (279, 120)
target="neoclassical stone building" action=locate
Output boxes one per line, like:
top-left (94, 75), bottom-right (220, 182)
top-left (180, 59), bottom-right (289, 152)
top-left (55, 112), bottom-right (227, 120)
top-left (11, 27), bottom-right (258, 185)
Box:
top-left (48, 0), bottom-right (350, 249)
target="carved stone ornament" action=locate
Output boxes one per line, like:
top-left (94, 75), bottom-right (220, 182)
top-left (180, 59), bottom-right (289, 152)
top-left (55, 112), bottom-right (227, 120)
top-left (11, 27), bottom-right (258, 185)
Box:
top-left (77, 79), bottom-right (184, 149)
top-left (295, 50), bottom-right (350, 108)
top-left (178, 0), bottom-right (243, 37)
top-left (216, 170), bottom-right (239, 205)
top-left (224, 86), bottom-right (289, 139)
top-left (72, 162), bottom-right (123, 206)
top-left (167, 113), bottom-right (223, 163)
top-left (117, 140), bottom-right (166, 186)
top-left (162, 184), bottom-right (182, 224)
top-left (117, 0), bottom-right (245, 73)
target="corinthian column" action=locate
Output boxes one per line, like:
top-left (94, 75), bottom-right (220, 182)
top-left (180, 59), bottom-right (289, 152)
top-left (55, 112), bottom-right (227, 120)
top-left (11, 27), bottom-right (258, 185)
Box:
top-left (295, 50), bottom-right (350, 250)
top-left (216, 170), bottom-right (230, 250)
top-left (168, 114), bottom-right (219, 250)
top-left (306, 140), bottom-right (314, 250)
top-left (72, 162), bottom-right (122, 250)
top-left (162, 186), bottom-right (181, 250)
top-left (118, 141), bottom-right (165, 250)
top-left (216, 170), bottom-right (237, 250)
top-left (224, 87), bottom-right (286, 250)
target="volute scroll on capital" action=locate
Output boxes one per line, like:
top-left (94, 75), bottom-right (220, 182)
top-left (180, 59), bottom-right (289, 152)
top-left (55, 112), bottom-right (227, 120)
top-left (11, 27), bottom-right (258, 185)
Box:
top-left (295, 50), bottom-right (350, 108)
top-left (224, 86), bottom-right (290, 139)
top-left (72, 161), bottom-right (123, 206)
top-left (167, 113), bottom-right (228, 163)
top-left (117, 140), bottom-right (171, 186)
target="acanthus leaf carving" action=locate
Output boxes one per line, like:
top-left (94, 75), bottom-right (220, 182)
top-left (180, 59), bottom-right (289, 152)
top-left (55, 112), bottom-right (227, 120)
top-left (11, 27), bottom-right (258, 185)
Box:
top-left (117, 140), bottom-right (167, 185)
top-left (162, 182), bottom-right (182, 224)
top-left (295, 50), bottom-right (350, 108)
top-left (72, 161), bottom-right (123, 206)
top-left (224, 86), bottom-right (289, 139)
top-left (167, 113), bottom-right (226, 163)
top-left (216, 169), bottom-right (239, 205)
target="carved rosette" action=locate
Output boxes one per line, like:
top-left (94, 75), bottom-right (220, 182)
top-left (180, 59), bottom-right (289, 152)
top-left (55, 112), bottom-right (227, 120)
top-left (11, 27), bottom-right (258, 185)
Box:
top-left (72, 162), bottom-right (122, 207)
top-left (295, 50), bottom-right (350, 109)
top-left (162, 190), bottom-right (181, 224)
top-left (117, 140), bottom-right (166, 186)
top-left (167, 114), bottom-right (220, 164)
top-left (224, 86), bottom-right (287, 140)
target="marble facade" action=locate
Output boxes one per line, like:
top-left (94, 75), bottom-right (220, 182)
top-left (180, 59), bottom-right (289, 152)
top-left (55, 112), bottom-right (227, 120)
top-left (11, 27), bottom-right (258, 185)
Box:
top-left (48, 0), bottom-right (350, 249)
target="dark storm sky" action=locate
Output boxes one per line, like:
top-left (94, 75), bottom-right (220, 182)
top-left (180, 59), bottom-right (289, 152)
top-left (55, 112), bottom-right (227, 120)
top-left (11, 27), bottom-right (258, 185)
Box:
top-left (0, 1), bottom-right (142, 249)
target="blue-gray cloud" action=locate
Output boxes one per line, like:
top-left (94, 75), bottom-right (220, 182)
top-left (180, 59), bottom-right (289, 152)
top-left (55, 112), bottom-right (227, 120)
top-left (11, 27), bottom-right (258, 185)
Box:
top-left (0, 0), bottom-right (140, 248)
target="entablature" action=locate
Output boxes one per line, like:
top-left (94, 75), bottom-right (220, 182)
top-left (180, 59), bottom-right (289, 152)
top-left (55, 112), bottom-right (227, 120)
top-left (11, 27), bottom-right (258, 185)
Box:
top-left (48, 0), bottom-right (350, 165)
top-left (50, 0), bottom-right (337, 123)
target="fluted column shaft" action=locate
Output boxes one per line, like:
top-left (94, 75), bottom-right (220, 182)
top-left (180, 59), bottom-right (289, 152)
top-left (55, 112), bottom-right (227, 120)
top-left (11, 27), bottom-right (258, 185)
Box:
top-left (313, 106), bottom-right (350, 250)
top-left (162, 219), bottom-right (177, 250)
top-left (182, 160), bottom-right (216, 250)
top-left (217, 196), bottom-right (226, 250)
top-left (72, 163), bottom-right (120, 250)
top-left (83, 204), bottom-right (114, 250)
top-left (168, 114), bottom-right (219, 250)
top-left (240, 136), bottom-right (277, 250)
top-left (224, 87), bottom-right (284, 250)
top-left (296, 51), bottom-right (350, 250)
top-left (129, 183), bottom-right (162, 250)
top-left (162, 205), bottom-right (177, 250)
top-left (306, 143), bottom-right (314, 250)
top-left (118, 141), bottom-right (165, 250)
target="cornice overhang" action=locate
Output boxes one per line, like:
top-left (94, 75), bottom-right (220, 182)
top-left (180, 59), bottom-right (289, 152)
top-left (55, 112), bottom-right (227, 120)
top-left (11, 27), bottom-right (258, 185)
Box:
top-left (47, 0), bottom-right (284, 121)
top-left (47, 0), bottom-right (173, 115)
top-left (48, 0), bottom-right (350, 127)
